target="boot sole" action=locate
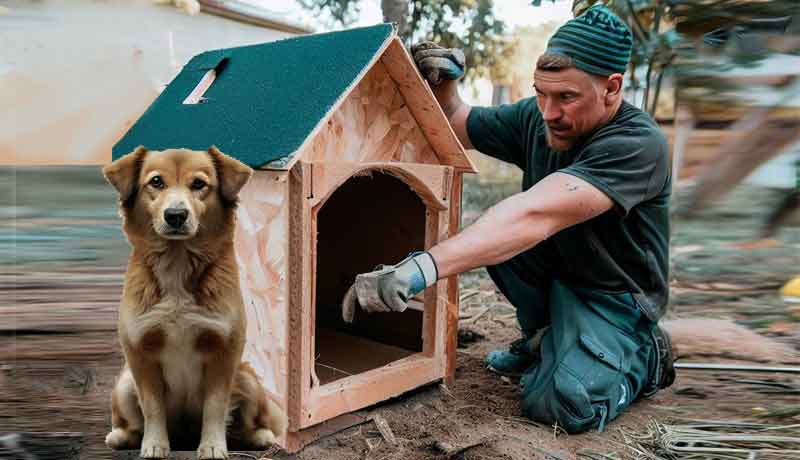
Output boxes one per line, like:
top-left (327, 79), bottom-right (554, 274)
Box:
top-left (486, 365), bottom-right (524, 379)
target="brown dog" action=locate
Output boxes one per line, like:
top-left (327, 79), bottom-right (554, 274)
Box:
top-left (103, 146), bottom-right (285, 459)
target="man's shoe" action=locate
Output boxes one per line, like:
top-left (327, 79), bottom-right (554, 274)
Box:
top-left (485, 337), bottom-right (537, 378)
top-left (643, 324), bottom-right (676, 397)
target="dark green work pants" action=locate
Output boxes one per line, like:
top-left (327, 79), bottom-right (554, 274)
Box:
top-left (486, 249), bottom-right (660, 433)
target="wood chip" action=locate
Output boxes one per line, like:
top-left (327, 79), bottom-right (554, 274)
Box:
top-left (462, 306), bottom-right (490, 324)
top-left (370, 414), bottom-right (397, 446)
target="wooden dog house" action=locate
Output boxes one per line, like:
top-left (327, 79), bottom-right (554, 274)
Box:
top-left (112, 24), bottom-right (476, 451)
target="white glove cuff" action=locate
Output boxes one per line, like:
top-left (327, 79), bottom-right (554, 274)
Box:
top-left (412, 252), bottom-right (439, 288)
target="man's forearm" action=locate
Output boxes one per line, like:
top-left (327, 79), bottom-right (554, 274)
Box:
top-left (429, 191), bottom-right (555, 279)
top-left (428, 173), bottom-right (615, 279)
top-left (431, 80), bottom-right (473, 149)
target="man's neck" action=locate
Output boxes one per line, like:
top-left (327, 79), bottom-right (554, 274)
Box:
top-left (599, 98), bottom-right (624, 127)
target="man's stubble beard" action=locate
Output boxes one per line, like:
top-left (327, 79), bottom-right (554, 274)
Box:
top-left (545, 126), bottom-right (576, 153)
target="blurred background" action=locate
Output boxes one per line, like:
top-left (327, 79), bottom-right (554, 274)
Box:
top-left (2, 1), bottom-right (799, 459)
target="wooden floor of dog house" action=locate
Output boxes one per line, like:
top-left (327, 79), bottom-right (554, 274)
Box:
top-left (314, 328), bottom-right (417, 384)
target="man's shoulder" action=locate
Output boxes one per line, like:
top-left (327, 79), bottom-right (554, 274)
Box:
top-left (612, 101), bottom-right (666, 142)
top-left (586, 102), bottom-right (668, 154)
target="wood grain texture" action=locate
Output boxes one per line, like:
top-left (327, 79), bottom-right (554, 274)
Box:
top-left (233, 170), bottom-right (290, 433)
top-left (308, 161), bottom-right (452, 211)
top-left (297, 61), bottom-right (441, 167)
top-left (305, 355), bottom-right (440, 427)
top-left (283, 413), bottom-right (368, 453)
top-left (444, 173), bottom-right (463, 386)
top-left (379, 38), bottom-right (476, 173)
top-left (287, 162), bottom-right (314, 432)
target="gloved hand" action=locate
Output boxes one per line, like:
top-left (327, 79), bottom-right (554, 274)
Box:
top-left (341, 252), bottom-right (439, 323)
top-left (410, 41), bottom-right (466, 87)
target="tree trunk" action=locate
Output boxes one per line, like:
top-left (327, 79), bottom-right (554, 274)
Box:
top-left (381, 0), bottom-right (410, 38)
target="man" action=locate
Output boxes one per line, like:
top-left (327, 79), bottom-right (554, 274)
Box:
top-left (343, 4), bottom-right (675, 433)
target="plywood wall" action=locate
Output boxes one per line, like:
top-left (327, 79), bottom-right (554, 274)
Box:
top-left (234, 170), bottom-right (290, 413)
top-left (301, 62), bottom-right (440, 165)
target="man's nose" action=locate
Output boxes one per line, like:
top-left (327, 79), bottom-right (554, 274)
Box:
top-left (541, 100), bottom-right (562, 122)
top-left (164, 208), bottom-right (188, 228)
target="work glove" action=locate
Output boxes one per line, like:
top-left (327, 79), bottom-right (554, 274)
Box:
top-left (410, 41), bottom-right (466, 87)
top-left (341, 252), bottom-right (439, 323)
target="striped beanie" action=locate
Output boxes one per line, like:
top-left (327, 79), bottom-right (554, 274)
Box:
top-left (545, 3), bottom-right (633, 76)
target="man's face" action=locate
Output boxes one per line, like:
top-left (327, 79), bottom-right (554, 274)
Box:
top-left (533, 67), bottom-right (610, 152)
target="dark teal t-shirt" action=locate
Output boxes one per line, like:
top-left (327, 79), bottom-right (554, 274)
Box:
top-left (467, 98), bottom-right (671, 321)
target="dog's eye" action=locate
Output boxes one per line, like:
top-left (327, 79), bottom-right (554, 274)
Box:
top-left (191, 179), bottom-right (207, 191)
top-left (149, 176), bottom-right (165, 189)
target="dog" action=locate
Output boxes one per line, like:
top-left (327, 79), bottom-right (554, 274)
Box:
top-left (103, 146), bottom-right (286, 459)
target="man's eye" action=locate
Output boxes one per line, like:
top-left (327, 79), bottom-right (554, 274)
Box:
top-left (149, 176), bottom-right (165, 189)
top-left (191, 179), bottom-right (207, 190)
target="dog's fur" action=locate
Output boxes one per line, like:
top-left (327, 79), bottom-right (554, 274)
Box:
top-left (103, 146), bottom-right (286, 459)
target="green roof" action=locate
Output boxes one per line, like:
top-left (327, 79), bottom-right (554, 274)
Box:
top-left (113, 24), bottom-right (395, 168)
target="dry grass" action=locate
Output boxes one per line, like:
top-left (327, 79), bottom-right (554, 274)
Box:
top-left (622, 420), bottom-right (800, 459)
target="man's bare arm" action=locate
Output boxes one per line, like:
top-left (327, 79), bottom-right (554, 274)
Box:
top-left (429, 172), bottom-right (614, 278)
top-left (430, 79), bottom-right (474, 149)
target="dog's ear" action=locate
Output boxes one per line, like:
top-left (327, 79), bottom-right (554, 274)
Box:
top-left (103, 146), bottom-right (148, 207)
top-left (208, 146), bottom-right (253, 206)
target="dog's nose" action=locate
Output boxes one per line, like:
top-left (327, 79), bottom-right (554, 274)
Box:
top-left (164, 208), bottom-right (189, 228)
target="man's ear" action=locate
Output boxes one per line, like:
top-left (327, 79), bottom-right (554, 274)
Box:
top-left (103, 146), bottom-right (148, 207)
top-left (207, 146), bottom-right (253, 206)
top-left (604, 74), bottom-right (624, 106)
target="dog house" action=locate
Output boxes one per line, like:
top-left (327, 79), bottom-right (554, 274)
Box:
top-left (112, 24), bottom-right (476, 451)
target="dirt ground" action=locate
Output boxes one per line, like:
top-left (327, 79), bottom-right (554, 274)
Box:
top-left (2, 168), bottom-right (799, 459)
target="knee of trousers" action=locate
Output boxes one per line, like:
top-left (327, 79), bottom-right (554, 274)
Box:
top-left (520, 336), bottom-right (633, 434)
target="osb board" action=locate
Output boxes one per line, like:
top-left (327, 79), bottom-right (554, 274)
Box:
top-left (287, 163), bottom-right (314, 432)
top-left (444, 173), bottom-right (463, 385)
top-left (307, 161), bottom-right (452, 211)
top-left (234, 170), bottom-right (290, 422)
top-left (314, 328), bottom-right (417, 385)
top-left (306, 354), bottom-right (441, 428)
top-left (299, 61), bottom-right (441, 166)
top-left (379, 38), bottom-right (476, 173)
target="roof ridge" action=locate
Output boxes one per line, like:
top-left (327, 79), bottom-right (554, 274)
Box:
top-left (192, 22), bottom-right (395, 60)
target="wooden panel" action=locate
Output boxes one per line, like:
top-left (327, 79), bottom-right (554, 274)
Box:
top-left (308, 161), bottom-right (452, 211)
top-left (379, 38), bottom-right (477, 173)
top-left (314, 328), bottom-right (416, 384)
top-left (444, 173), bottom-right (463, 386)
top-left (287, 162), bottom-right (314, 431)
top-left (305, 355), bottom-right (440, 427)
top-left (422, 209), bottom-right (440, 357)
top-left (234, 170), bottom-right (290, 423)
top-left (434, 204), bottom-right (451, 373)
top-left (297, 61), bottom-right (442, 166)
top-left (283, 413), bottom-right (368, 453)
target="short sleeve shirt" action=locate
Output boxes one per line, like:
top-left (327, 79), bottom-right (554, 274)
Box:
top-left (467, 98), bottom-right (671, 321)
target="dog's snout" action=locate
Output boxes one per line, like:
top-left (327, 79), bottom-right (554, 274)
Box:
top-left (164, 208), bottom-right (189, 228)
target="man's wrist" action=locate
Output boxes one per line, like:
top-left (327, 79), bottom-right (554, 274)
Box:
top-left (410, 251), bottom-right (439, 289)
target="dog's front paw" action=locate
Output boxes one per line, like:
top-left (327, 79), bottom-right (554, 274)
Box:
top-left (105, 428), bottom-right (141, 450)
top-left (249, 428), bottom-right (277, 448)
top-left (140, 438), bottom-right (170, 459)
top-left (197, 441), bottom-right (228, 459)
